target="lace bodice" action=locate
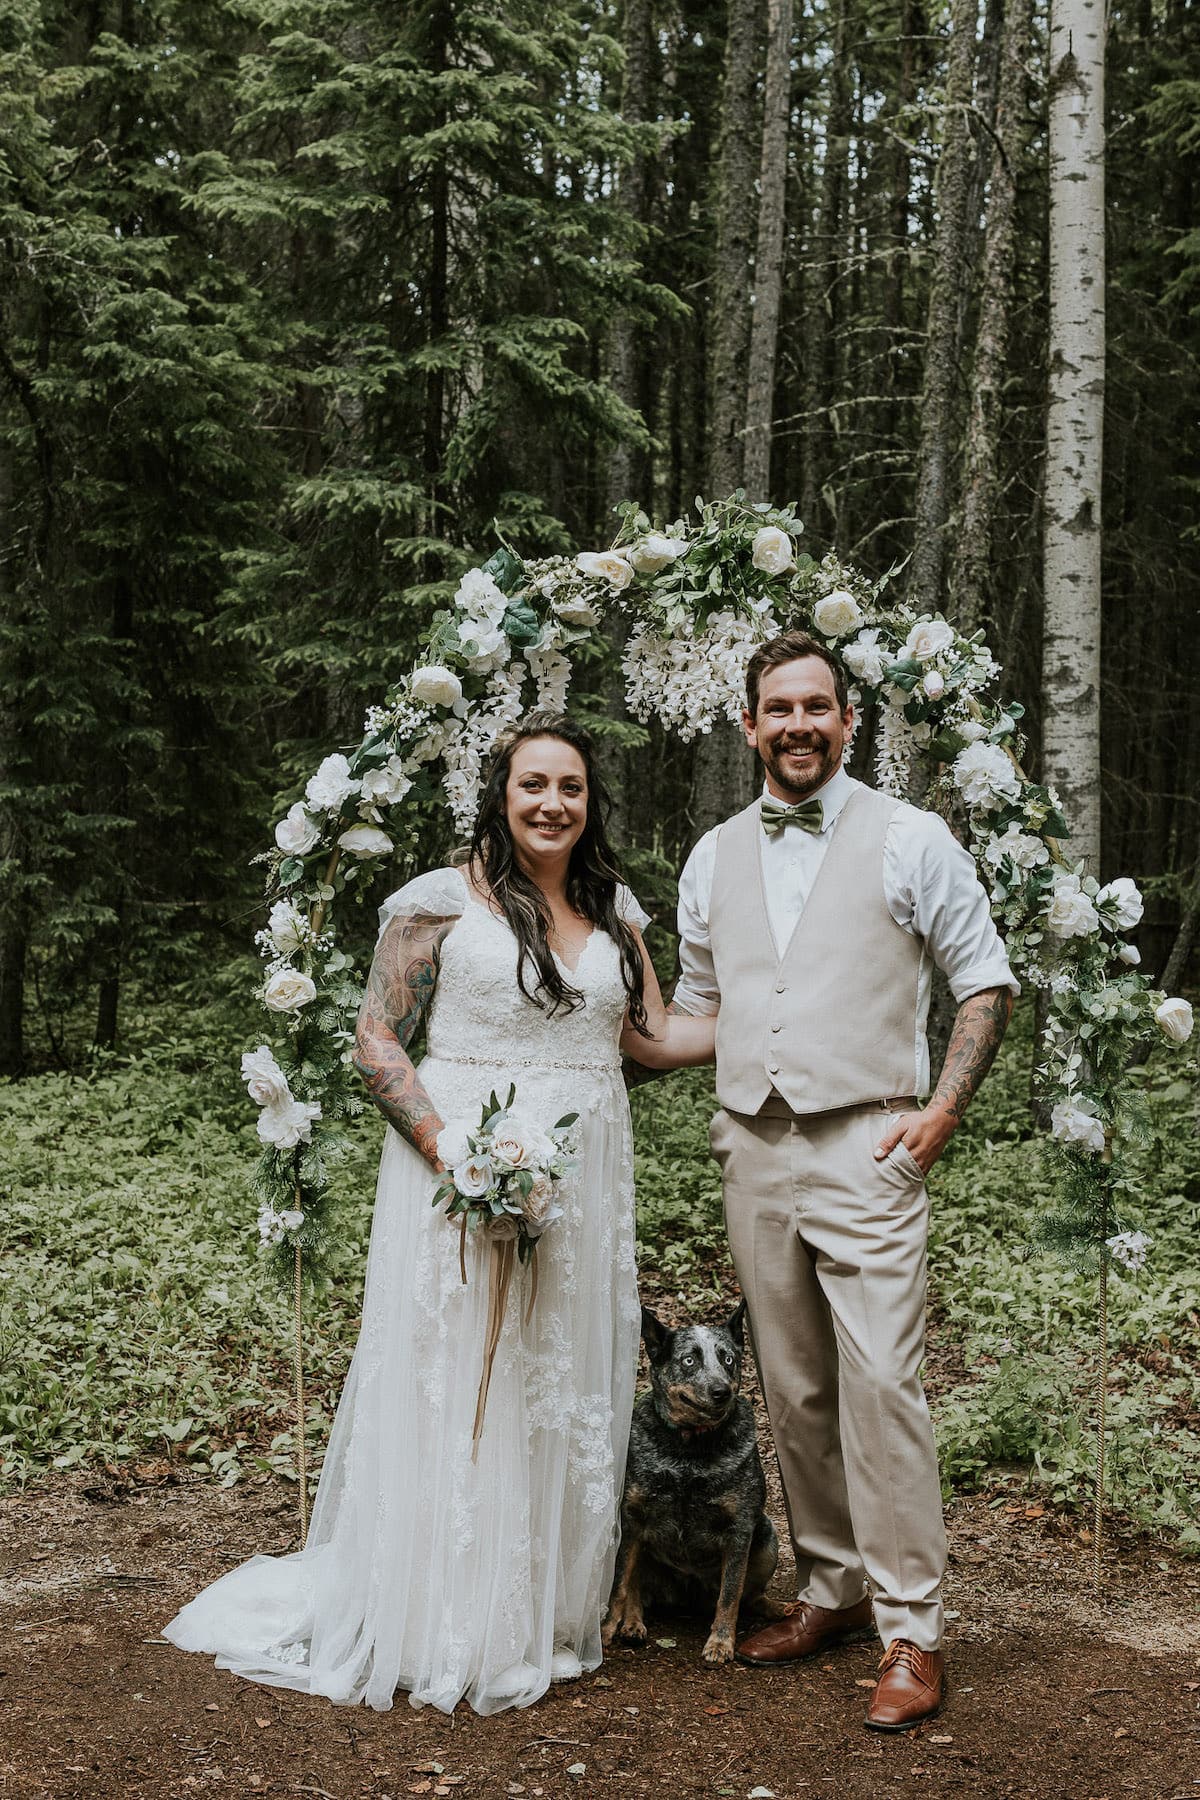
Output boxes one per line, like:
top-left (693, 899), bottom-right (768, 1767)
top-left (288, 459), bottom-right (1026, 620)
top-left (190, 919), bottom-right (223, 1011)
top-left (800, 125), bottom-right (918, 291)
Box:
top-left (379, 867), bottom-right (648, 1076)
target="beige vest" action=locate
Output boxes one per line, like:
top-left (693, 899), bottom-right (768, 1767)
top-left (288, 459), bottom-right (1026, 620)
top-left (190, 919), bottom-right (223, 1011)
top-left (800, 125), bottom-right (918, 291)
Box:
top-left (709, 784), bottom-right (924, 1116)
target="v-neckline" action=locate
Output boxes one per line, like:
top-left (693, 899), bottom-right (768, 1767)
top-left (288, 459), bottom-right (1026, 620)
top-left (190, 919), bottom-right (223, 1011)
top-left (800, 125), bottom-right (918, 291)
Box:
top-left (460, 872), bottom-right (598, 978)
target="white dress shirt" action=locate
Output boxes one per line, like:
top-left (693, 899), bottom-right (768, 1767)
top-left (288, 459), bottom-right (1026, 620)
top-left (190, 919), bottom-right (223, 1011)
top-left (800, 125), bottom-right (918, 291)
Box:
top-left (675, 765), bottom-right (1018, 1090)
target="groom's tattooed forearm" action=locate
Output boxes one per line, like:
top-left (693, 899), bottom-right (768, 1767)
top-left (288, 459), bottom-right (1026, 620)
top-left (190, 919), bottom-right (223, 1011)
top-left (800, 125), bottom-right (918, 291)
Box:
top-left (929, 986), bottom-right (1012, 1122)
top-left (353, 913), bottom-right (454, 1164)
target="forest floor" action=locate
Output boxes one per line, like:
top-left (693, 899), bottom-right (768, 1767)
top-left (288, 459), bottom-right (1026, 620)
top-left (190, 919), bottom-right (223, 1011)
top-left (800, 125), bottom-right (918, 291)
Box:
top-left (4, 1361), bottom-right (1199, 1800)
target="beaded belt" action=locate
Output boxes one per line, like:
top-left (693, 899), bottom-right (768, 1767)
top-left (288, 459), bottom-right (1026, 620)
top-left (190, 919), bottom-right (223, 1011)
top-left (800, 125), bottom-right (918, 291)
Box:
top-left (427, 1050), bottom-right (620, 1075)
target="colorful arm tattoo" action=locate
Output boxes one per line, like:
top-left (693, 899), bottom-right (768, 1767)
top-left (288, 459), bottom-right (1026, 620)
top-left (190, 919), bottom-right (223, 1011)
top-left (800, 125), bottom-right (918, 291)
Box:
top-left (352, 912), bottom-right (455, 1166)
top-left (929, 986), bottom-right (1013, 1123)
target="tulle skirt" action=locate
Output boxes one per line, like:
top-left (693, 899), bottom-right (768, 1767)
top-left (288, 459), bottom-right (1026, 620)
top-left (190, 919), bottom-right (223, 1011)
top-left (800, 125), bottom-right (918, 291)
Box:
top-left (163, 1061), bottom-right (640, 1715)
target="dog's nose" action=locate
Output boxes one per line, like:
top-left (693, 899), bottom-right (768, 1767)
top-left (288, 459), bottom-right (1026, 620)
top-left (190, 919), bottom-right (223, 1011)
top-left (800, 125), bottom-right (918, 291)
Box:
top-left (709, 1383), bottom-right (732, 1407)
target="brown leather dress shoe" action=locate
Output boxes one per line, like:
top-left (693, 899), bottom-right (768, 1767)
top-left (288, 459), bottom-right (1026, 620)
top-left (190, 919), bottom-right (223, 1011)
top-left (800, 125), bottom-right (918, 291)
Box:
top-left (735, 1596), bottom-right (873, 1666)
top-left (865, 1639), bottom-right (945, 1731)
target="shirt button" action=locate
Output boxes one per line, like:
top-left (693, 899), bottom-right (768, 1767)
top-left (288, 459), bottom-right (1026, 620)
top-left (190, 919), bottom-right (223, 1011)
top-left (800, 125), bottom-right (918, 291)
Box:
top-left (775, 983), bottom-right (787, 994)
top-left (771, 1022), bottom-right (782, 1033)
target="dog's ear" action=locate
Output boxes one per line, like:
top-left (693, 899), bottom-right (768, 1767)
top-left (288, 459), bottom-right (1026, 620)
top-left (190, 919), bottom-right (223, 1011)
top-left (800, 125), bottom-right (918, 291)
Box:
top-left (641, 1306), bottom-right (672, 1364)
top-left (726, 1298), bottom-right (747, 1346)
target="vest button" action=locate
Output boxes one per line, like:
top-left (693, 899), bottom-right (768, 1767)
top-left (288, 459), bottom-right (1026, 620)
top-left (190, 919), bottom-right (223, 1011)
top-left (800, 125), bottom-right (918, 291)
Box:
top-left (771, 1022), bottom-right (782, 1033)
top-left (768, 1062), bottom-right (780, 1074)
top-left (775, 983), bottom-right (787, 994)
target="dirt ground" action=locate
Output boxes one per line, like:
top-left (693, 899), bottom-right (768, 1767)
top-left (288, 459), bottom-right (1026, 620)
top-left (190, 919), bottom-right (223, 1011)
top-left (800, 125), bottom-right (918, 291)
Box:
top-left (2, 1463), bottom-right (1198, 1800)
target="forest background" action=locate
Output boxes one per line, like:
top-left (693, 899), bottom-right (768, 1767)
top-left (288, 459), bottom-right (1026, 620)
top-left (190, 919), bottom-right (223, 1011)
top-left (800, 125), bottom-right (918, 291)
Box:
top-left (1, 0), bottom-right (1198, 1544)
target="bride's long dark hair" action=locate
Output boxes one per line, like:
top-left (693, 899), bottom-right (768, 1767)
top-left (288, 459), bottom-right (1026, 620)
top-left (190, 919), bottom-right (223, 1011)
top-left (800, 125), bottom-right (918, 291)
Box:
top-left (466, 712), bottom-right (649, 1036)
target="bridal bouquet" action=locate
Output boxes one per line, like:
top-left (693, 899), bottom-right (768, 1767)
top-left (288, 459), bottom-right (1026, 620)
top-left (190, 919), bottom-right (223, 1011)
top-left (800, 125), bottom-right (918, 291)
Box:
top-left (433, 1086), bottom-right (578, 1454)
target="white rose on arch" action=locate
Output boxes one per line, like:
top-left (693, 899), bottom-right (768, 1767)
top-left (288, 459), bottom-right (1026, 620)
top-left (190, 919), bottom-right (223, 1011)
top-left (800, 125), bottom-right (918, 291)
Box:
top-left (337, 823), bottom-right (394, 860)
top-left (750, 525), bottom-right (795, 575)
top-left (1096, 876), bottom-right (1144, 930)
top-left (1050, 1095), bottom-right (1107, 1154)
top-left (257, 1097), bottom-right (322, 1150)
top-left (411, 664), bottom-right (463, 709)
top-left (951, 740), bottom-right (1022, 810)
top-left (241, 1044), bottom-right (292, 1109)
top-left (274, 802), bottom-right (321, 857)
top-left (629, 533), bottom-right (688, 574)
top-left (263, 968), bottom-right (318, 1013)
top-left (267, 899), bottom-right (306, 956)
top-left (1155, 996), bottom-right (1194, 1043)
top-left (360, 757), bottom-right (413, 809)
top-left (576, 550), bottom-right (634, 590)
top-left (551, 594), bottom-right (600, 628)
top-left (812, 590), bottom-right (863, 637)
top-left (904, 617), bottom-right (957, 663)
top-left (1044, 871), bottom-right (1100, 939)
top-left (305, 753), bottom-right (360, 814)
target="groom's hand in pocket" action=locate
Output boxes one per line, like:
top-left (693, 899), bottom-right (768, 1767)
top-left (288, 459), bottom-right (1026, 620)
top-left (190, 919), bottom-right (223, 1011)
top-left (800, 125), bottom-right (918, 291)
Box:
top-left (873, 1104), bottom-right (956, 1177)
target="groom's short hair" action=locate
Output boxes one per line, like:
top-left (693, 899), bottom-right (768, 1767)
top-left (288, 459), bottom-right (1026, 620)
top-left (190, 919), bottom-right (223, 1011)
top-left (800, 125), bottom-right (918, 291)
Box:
top-left (745, 631), bottom-right (850, 718)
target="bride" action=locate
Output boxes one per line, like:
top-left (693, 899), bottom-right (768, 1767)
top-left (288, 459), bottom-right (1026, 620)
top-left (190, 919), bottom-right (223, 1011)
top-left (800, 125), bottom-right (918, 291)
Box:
top-left (164, 711), bottom-right (714, 1713)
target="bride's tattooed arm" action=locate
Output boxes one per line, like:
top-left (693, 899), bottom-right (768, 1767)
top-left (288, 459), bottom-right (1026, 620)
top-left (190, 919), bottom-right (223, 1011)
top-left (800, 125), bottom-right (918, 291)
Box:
top-left (353, 912), bottom-right (455, 1169)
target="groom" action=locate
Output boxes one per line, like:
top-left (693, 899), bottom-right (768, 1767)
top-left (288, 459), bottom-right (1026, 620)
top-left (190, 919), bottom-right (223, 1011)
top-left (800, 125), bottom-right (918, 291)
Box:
top-left (673, 630), bottom-right (1016, 1731)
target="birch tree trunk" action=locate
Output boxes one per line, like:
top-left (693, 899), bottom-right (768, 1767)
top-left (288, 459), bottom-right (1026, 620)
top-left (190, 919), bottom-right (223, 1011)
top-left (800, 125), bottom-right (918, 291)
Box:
top-left (708, 0), bottom-right (763, 495)
top-left (799, 0), bottom-right (852, 532)
top-left (1041, 0), bottom-right (1105, 870)
top-left (951, 0), bottom-right (1033, 629)
top-left (907, 0), bottom-right (979, 614)
top-left (743, 0), bottom-right (794, 501)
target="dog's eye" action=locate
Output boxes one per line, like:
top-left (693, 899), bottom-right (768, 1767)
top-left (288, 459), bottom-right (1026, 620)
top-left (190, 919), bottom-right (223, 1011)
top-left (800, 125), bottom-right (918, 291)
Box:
top-left (681, 1351), bottom-right (698, 1368)
top-left (720, 1351), bottom-right (735, 1368)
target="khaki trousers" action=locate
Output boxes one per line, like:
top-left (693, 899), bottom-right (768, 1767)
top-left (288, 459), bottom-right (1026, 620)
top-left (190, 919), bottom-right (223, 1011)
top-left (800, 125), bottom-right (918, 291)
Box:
top-left (711, 1100), bottom-right (946, 1651)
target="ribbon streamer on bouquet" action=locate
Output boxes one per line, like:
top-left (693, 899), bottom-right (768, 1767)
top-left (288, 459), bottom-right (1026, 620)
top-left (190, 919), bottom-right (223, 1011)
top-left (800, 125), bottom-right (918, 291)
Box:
top-left (471, 1236), bottom-right (517, 1458)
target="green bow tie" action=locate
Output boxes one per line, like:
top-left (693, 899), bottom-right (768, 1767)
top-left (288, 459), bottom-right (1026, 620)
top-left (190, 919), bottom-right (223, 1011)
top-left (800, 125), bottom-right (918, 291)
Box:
top-left (761, 796), bottom-right (824, 839)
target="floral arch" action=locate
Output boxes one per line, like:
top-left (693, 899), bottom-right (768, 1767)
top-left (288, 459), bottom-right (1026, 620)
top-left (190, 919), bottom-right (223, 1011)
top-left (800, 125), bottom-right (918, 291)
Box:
top-left (246, 493), bottom-right (1189, 1289)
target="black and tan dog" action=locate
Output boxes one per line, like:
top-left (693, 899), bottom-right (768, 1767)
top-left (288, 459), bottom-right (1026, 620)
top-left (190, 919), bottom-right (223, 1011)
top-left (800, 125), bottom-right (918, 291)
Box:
top-left (603, 1301), bottom-right (787, 1664)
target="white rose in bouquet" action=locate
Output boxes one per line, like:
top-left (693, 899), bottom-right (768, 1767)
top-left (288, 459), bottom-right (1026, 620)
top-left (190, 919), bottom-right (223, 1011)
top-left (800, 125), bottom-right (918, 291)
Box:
top-left (1050, 1095), bottom-right (1106, 1154)
top-left (576, 550), bottom-right (634, 590)
top-left (411, 664), bottom-right (463, 708)
top-left (812, 590), bottom-right (863, 637)
top-left (1116, 942), bottom-right (1141, 966)
top-left (1096, 876), bottom-right (1144, 930)
top-left (551, 594), bottom-right (600, 628)
top-left (305, 753), bottom-right (359, 814)
top-left (490, 1113), bottom-right (555, 1172)
top-left (453, 1155), bottom-right (495, 1198)
top-left (337, 823), bottom-right (394, 859)
top-left (750, 526), bottom-right (795, 575)
top-left (1044, 871), bottom-right (1100, 939)
top-left (256, 1097), bottom-right (322, 1149)
top-left (1155, 996), bottom-right (1194, 1043)
top-left (629, 533), bottom-right (688, 574)
top-left (360, 756), bottom-right (413, 808)
top-left (241, 1045), bottom-right (292, 1109)
top-left (903, 617), bottom-right (956, 663)
top-left (436, 1120), bottom-right (474, 1170)
top-left (263, 967), bottom-right (318, 1013)
top-left (952, 741), bottom-right (1022, 810)
top-left (455, 567), bottom-right (508, 625)
top-left (842, 627), bottom-right (887, 687)
top-left (274, 802), bottom-right (321, 857)
top-left (486, 1213), bottom-right (521, 1241)
top-left (267, 899), bottom-right (306, 955)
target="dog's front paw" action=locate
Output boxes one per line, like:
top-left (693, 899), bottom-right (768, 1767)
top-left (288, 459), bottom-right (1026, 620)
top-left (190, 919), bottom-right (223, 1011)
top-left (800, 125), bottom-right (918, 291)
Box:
top-left (702, 1628), bottom-right (735, 1664)
top-left (602, 1609), bottom-right (647, 1648)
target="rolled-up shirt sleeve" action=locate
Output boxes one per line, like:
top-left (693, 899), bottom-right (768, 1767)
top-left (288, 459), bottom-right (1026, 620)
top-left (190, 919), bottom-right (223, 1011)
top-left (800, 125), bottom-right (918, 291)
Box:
top-left (673, 831), bottom-right (722, 1017)
top-left (885, 808), bottom-right (1020, 1003)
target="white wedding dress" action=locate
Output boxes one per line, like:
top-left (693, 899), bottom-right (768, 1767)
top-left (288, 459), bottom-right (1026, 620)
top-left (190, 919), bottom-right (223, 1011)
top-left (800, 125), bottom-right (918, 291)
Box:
top-left (164, 868), bottom-right (645, 1714)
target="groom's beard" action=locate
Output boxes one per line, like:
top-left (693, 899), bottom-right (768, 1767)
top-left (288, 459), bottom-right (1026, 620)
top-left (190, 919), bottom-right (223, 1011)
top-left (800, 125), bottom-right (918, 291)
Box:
top-left (760, 734), bottom-right (842, 800)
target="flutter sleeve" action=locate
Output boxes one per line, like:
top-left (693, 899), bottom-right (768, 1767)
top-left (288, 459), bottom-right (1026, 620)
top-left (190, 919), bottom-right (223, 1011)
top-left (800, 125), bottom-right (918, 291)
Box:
top-left (615, 883), bottom-right (652, 933)
top-left (376, 867), bottom-right (467, 943)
